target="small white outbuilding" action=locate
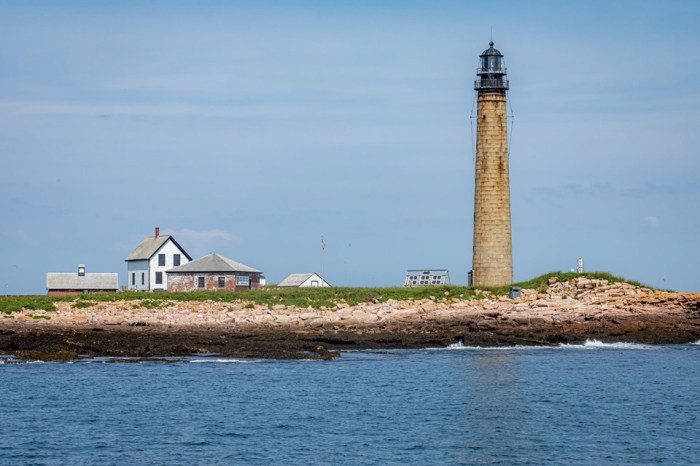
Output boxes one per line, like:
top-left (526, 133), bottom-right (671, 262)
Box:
top-left (277, 272), bottom-right (331, 288)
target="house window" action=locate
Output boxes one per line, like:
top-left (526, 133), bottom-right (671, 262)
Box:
top-left (174, 254), bottom-right (181, 267)
top-left (158, 254), bottom-right (165, 266)
top-left (218, 277), bottom-right (225, 288)
top-left (197, 276), bottom-right (205, 288)
top-left (132, 273), bottom-right (135, 286)
top-left (141, 273), bottom-right (145, 285)
top-left (236, 276), bottom-right (250, 287)
top-left (155, 272), bottom-right (163, 285)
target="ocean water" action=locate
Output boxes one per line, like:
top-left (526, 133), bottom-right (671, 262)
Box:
top-left (1, 341), bottom-right (699, 465)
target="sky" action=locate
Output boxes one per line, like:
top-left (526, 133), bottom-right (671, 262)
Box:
top-left (1, 0), bottom-right (699, 294)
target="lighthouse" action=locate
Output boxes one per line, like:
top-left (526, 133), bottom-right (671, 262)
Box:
top-left (471, 41), bottom-right (513, 287)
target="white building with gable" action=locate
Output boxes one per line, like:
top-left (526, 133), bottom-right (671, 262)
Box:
top-left (125, 227), bottom-right (192, 291)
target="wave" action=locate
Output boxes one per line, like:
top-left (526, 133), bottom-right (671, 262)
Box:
top-left (560, 339), bottom-right (653, 350)
top-left (690, 340), bottom-right (700, 346)
top-left (434, 341), bottom-right (554, 351)
top-left (189, 358), bottom-right (262, 364)
top-left (433, 339), bottom-right (655, 351)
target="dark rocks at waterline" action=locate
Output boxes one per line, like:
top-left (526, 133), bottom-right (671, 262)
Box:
top-left (2, 317), bottom-right (698, 361)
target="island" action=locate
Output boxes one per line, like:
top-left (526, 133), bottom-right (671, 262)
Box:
top-left (1, 273), bottom-right (698, 361)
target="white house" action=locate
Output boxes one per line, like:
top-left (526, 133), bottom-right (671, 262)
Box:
top-left (125, 227), bottom-right (192, 291)
top-left (278, 272), bottom-right (331, 288)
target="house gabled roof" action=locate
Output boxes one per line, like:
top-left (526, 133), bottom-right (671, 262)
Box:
top-left (278, 273), bottom-right (315, 287)
top-left (278, 272), bottom-right (329, 287)
top-left (166, 253), bottom-right (261, 274)
top-left (125, 235), bottom-right (192, 261)
top-left (47, 273), bottom-right (119, 290)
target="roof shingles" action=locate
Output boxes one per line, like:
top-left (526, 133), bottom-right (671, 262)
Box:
top-left (125, 235), bottom-right (191, 261)
top-left (47, 273), bottom-right (118, 290)
top-left (166, 253), bottom-right (260, 274)
top-left (278, 273), bottom-right (316, 287)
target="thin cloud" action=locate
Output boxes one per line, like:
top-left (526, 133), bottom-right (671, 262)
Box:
top-left (644, 216), bottom-right (660, 228)
top-left (101, 73), bottom-right (230, 93)
top-left (161, 228), bottom-right (238, 258)
top-left (0, 99), bottom-right (371, 119)
top-left (164, 228), bottom-right (236, 243)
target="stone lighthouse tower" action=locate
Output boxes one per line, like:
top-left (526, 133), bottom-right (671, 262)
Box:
top-left (471, 41), bottom-right (513, 287)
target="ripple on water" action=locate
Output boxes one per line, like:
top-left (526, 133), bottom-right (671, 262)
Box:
top-left (1, 345), bottom-right (699, 465)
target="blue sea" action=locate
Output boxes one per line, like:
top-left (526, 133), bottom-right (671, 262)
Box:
top-left (2, 341), bottom-right (699, 465)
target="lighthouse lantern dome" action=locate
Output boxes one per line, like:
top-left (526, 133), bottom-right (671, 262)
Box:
top-left (475, 41), bottom-right (509, 91)
top-left (480, 41), bottom-right (505, 73)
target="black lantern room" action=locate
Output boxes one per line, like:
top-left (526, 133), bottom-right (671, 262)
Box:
top-left (474, 41), bottom-right (509, 92)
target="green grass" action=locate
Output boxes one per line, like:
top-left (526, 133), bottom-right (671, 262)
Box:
top-left (242, 285), bottom-right (477, 308)
top-left (0, 271), bottom-right (655, 315)
top-left (135, 299), bottom-right (165, 310)
top-left (72, 300), bottom-right (96, 309)
top-left (0, 296), bottom-right (57, 314)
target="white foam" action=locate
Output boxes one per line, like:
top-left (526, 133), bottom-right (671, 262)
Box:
top-left (690, 340), bottom-right (700, 346)
top-left (560, 339), bottom-right (653, 350)
top-left (431, 342), bottom-right (554, 351)
top-left (189, 358), bottom-right (261, 364)
top-left (435, 339), bottom-right (654, 351)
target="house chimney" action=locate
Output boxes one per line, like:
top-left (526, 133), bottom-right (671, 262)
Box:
top-left (78, 264), bottom-right (85, 276)
top-left (155, 227), bottom-right (160, 238)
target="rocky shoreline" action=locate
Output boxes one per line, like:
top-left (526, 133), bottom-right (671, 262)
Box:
top-left (2, 278), bottom-right (699, 360)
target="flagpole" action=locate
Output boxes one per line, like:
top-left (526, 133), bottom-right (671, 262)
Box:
top-left (321, 237), bottom-right (325, 279)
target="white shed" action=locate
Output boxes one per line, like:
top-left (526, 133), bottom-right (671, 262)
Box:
top-left (278, 272), bottom-right (331, 288)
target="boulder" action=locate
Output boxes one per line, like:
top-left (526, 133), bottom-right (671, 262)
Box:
top-left (275, 315), bottom-right (292, 325)
top-left (308, 319), bottom-right (325, 328)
